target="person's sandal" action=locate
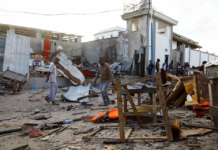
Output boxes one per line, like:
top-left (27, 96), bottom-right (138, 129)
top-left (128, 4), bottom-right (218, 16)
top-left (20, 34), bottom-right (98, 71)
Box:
top-left (52, 102), bottom-right (59, 105)
top-left (44, 97), bottom-right (50, 103)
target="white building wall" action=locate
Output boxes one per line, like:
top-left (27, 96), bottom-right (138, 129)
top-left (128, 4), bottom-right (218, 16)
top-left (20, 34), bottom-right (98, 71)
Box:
top-left (155, 20), bottom-right (172, 68)
top-left (190, 50), bottom-right (200, 67)
top-left (184, 48), bottom-right (190, 63)
top-left (172, 41), bottom-right (177, 50)
top-left (94, 30), bottom-right (121, 40)
top-left (209, 55), bottom-right (215, 62)
top-left (216, 56), bottom-right (218, 60)
top-left (200, 53), bottom-right (208, 64)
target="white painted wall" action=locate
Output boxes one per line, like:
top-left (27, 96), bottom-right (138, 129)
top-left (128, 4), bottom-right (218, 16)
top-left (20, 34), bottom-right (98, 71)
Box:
top-left (184, 48), bottom-right (190, 63)
top-left (172, 41), bottom-right (177, 49)
top-left (94, 30), bottom-right (121, 40)
top-left (200, 53), bottom-right (208, 64)
top-left (155, 20), bottom-right (172, 68)
top-left (190, 50), bottom-right (200, 67)
top-left (209, 55), bottom-right (215, 62)
top-left (216, 56), bottom-right (218, 60)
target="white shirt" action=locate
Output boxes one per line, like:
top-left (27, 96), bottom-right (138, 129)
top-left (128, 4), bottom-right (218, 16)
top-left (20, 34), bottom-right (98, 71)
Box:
top-left (49, 62), bottom-right (57, 83)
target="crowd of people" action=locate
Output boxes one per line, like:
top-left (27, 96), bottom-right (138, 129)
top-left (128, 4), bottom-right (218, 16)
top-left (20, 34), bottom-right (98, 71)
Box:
top-left (147, 59), bottom-right (207, 83)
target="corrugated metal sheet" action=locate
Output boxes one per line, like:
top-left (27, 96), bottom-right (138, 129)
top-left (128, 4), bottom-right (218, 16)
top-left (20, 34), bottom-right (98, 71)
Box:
top-left (3, 31), bottom-right (30, 76)
top-left (47, 50), bottom-right (85, 85)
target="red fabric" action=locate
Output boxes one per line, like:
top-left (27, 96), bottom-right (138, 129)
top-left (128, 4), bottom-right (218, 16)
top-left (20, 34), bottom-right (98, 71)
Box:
top-left (108, 109), bottom-right (119, 119)
top-left (176, 70), bottom-right (181, 76)
top-left (43, 38), bottom-right (50, 58)
top-left (29, 127), bottom-right (44, 138)
top-left (161, 68), bottom-right (167, 84)
top-left (91, 112), bottom-right (106, 122)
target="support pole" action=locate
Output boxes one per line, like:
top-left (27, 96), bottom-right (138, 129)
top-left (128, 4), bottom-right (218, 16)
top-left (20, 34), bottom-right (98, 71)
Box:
top-left (116, 78), bottom-right (125, 142)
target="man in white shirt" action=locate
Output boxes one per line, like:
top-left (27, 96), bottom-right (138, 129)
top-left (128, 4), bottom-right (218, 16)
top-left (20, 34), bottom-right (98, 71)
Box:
top-left (44, 57), bottom-right (59, 105)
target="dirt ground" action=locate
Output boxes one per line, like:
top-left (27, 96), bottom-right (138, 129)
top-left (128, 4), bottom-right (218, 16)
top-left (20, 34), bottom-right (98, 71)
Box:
top-left (0, 88), bottom-right (218, 150)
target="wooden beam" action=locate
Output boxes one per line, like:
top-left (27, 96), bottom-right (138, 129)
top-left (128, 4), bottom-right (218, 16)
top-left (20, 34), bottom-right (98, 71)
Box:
top-left (174, 91), bottom-right (187, 107)
top-left (155, 72), bottom-right (173, 141)
top-left (152, 93), bottom-right (157, 124)
top-left (125, 128), bottom-right (133, 138)
top-left (167, 73), bottom-right (181, 81)
top-left (124, 112), bottom-right (152, 117)
top-left (89, 136), bottom-right (167, 140)
top-left (116, 78), bottom-right (125, 142)
top-left (122, 76), bottom-right (154, 86)
top-left (123, 85), bottom-right (143, 125)
top-left (184, 124), bottom-right (218, 130)
top-left (209, 106), bottom-right (218, 118)
top-left (86, 128), bottom-right (102, 138)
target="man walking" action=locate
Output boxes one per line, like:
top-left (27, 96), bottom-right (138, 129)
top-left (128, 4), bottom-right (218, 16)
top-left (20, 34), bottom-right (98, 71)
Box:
top-left (147, 60), bottom-right (154, 76)
top-left (44, 57), bottom-right (59, 105)
top-left (94, 57), bottom-right (115, 106)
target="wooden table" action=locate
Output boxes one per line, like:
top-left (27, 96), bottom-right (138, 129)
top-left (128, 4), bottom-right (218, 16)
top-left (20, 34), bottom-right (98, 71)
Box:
top-left (122, 87), bottom-right (157, 124)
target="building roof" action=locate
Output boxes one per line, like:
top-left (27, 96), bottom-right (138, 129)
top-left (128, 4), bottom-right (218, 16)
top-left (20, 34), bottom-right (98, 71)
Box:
top-left (94, 26), bottom-right (126, 35)
top-left (0, 23), bottom-right (82, 41)
top-left (173, 32), bottom-right (202, 49)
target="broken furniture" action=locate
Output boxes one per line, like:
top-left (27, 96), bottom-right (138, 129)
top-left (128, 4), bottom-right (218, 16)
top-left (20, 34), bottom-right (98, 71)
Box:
top-left (0, 67), bottom-right (27, 94)
top-left (122, 87), bottom-right (157, 124)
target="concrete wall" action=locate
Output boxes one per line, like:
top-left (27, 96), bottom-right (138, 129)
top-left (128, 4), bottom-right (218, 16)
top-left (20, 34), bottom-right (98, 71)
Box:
top-left (155, 19), bottom-right (173, 68)
top-left (30, 37), bottom-right (82, 57)
top-left (209, 55), bottom-right (215, 62)
top-left (190, 50), bottom-right (200, 67)
top-left (24, 77), bottom-right (72, 89)
top-left (184, 48), bottom-right (190, 63)
top-left (201, 52), bottom-right (208, 64)
top-left (94, 30), bottom-right (121, 40)
top-left (172, 40), bottom-right (177, 50)
top-left (81, 38), bottom-right (118, 64)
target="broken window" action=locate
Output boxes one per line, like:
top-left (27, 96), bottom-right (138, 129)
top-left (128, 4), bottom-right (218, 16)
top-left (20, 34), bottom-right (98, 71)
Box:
top-left (158, 22), bottom-right (167, 35)
top-left (132, 20), bottom-right (139, 31)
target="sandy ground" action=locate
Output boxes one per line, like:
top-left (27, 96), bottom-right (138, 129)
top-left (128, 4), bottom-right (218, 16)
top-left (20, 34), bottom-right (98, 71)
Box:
top-left (0, 88), bottom-right (218, 150)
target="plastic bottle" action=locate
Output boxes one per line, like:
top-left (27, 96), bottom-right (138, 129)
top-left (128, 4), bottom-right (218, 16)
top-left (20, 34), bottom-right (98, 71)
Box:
top-left (63, 120), bottom-right (73, 124)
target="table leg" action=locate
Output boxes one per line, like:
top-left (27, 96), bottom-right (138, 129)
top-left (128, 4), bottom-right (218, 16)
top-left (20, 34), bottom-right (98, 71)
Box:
top-left (138, 93), bottom-right (141, 106)
top-left (124, 95), bottom-right (127, 124)
top-left (152, 93), bottom-right (157, 123)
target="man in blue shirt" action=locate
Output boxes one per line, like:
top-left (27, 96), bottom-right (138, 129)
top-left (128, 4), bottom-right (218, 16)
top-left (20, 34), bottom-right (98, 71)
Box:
top-left (169, 60), bottom-right (174, 74)
top-left (147, 60), bottom-right (154, 76)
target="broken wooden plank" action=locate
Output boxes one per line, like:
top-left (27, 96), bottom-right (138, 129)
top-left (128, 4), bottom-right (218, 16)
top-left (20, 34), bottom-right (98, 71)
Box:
top-left (180, 128), bottom-right (212, 139)
top-left (209, 106), bottom-right (218, 118)
top-left (86, 128), bottom-right (102, 137)
top-left (123, 85), bottom-right (143, 125)
top-left (116, 78), bottom-right (125, 142)
top-left (184, 124), bottom-right (218, 130)
top-left (89, 136), bottom-right (168, 140)
top-left (174, 91), bottom-right (187, 107)
top-left (155, 72), bottom-right (173, 142)
top-left (167, 73), bottom-right (181, 81)
top-left (125, 128), bottom-right (133, 139)
top-left (29, 89), bottom-right (46, 98)
top-left (121, 76), bottom-right (154, 86)
top-left (166, 82), bottom-right (185, 106)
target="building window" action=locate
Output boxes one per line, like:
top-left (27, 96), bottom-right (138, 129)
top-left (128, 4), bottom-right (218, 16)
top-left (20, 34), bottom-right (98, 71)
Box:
top-left (111, 34), bottom-right (113, 38)
top-left (158, 21), bottom-right (167, 35)
top-left (132, 20), bottom-right (139, 31)
top-left (102, 36), bottom-right (104, 39)
top-left (96, 37), bottom-right (99, 40)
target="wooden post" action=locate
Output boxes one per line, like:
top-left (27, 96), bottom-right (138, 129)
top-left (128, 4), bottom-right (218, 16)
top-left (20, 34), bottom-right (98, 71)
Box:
top-left (152, 92), bottom-right (157, 124)
top-left (123, 85), bottom-right (143, 125)
top-left (155, 72), bottom-right (173, 141)
top-left (124, 95), bottom-right (127, 124)
top-left (209, 80), bottom-right (218, 127)
top-left (116, 78), bottom-right (125, 142)
top-left (138, 93), bottom-right (141, 106)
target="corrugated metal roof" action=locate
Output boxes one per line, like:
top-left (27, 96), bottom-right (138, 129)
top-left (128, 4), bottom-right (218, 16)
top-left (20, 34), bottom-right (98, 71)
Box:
top-left (3, 31), bottom-right (30, 76)
top-left (47, 50), bottom-right (85, 85)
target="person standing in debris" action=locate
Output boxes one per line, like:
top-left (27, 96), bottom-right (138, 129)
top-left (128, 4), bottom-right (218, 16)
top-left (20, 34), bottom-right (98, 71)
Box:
top-left (44, 57), bottom-right (59, 105)
top-left (161, 63), bottom-right (167, 84)
top-left (156, 59), bottom-right (160, 72)
top-left (169, 60), bottom-right (174, 74)
top-left (94, 57), bottom-right (115, 106)
top-left (147, 60), bottom-right (154, 81)
top-left (176, 63), bottom-right (182, 76)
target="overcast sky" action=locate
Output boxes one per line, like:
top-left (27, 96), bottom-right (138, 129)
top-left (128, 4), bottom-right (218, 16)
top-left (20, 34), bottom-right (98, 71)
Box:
top-left (0, 0), bottom-right (217, 54)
